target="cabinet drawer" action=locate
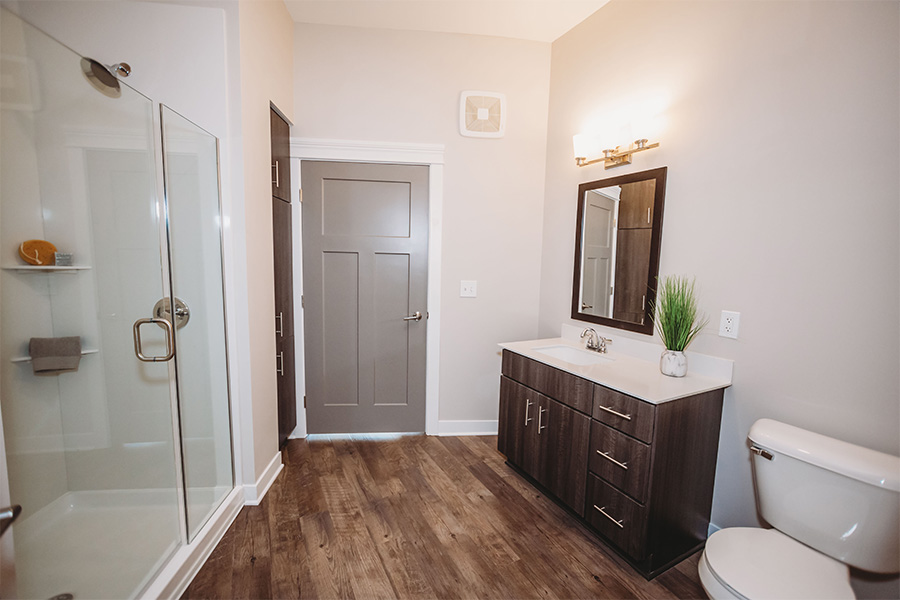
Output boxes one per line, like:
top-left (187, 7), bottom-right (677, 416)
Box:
top-left (586, 474), bottom-right (648, 560)
top-left (501, 350), bottom-right (592, 414)
top-left (589, 420), bottom-right (651, 503)
top-left (592, 385), bottom-right (655, 443)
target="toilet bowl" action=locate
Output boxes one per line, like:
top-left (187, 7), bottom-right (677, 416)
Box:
top-left (699, 528), bottom-right (854, 600)
top-left (699, 419), bottom-right (900, 600)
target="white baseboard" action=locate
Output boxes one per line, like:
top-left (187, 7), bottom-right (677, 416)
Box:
top-left (243, 452), bottom-right (283, 505)
top-left (437, 420), bottom-right (498, 436)
top-left (139, 487), bottom-right (243, 600)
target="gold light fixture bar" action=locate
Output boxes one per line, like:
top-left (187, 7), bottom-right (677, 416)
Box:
top-left (575, 139), bottom-right (660, 168)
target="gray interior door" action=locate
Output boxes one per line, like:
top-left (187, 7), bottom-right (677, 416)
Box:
top-left (301, 161), bottom-right (428, 433)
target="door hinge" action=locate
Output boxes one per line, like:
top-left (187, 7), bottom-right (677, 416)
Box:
top-left (300, 294), bottom-right (304, 309)
top-left (298, 189), bottom-right (303, 203)
top-left (303, 395), bottom-right (307, 409)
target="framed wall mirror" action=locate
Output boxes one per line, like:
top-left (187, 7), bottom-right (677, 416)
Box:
top-left (572, 166), bottom-right (667, 335)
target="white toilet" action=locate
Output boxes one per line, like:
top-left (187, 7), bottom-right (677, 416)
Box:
top-left (699, 418), bottom-right (900, 599)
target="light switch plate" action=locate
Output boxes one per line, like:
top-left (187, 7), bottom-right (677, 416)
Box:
top-left (460, 280), bottom-right (477, 298)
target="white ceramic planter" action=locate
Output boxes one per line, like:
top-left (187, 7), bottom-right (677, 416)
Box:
top-left (660, 350), bottom-right (688, 377)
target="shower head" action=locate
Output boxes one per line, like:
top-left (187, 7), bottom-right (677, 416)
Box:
top-left (80, 57), bottom-right (130, 98)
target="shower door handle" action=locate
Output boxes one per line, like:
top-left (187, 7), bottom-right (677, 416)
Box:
top-left (132, 317), bottom-right (175, 362)
top-left (0, 505), bottom-right (21, 538)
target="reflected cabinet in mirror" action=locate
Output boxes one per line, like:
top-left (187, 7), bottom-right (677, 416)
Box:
top-left (572, 167), bottom-right (667, 335)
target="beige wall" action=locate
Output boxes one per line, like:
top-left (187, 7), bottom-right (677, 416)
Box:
top-left (542, 1), bottom-right (898, 594)
top-left (293, 24), bottom-right (551, 426)
top-left (239, 0), bottom-right (294, 479)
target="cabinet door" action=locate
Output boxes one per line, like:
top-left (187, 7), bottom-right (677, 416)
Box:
top-left (536, 397), bottom-right (591, 516)
top-left (272, 191), bottom-right (295, 447)
top-left (498, 376), bottom-right (540, 479)
top-left (276, 334), bottom-right (297, 447)
top-left (612, 228), bottom-right (652, 324)
top-left (272, 197), bottom-right (294, 339)
top-left (270, 109), bottom-right (291, 201)
top-left (617, 178), bottom-right (655, 229)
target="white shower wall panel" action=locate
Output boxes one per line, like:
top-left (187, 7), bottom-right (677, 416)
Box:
top-left (1, 12), bottom-right (71, 517)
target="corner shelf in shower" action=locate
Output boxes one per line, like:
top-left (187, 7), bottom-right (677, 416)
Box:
top-left (3, 265), bottom-right (91, 274)
top-left (10, 349), bottom-right (99, 363)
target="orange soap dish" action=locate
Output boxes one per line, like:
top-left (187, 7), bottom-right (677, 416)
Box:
top-left (18, 240), bottom-right (57, 266)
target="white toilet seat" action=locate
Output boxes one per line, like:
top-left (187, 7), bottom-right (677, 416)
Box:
top-left (699, 527), bottom-right (855, 600)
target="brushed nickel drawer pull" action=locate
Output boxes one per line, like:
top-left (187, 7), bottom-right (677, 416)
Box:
top-left (597, 450), bottom-right (628, 470)
top-left (594, 505), bottom-right (624, 528)
top-left (597, 405), bottom-right (632, 421)
top-left (524, 398), bottom-right (533, 426)
top-left (538, 406), bottom-right (547, 433)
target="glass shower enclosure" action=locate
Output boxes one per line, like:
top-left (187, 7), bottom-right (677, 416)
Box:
top-left (0, 8), bottom-right (234, 599)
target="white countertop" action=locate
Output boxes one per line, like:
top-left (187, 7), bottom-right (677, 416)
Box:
top-left (499, 337), bottom-right (731, 404)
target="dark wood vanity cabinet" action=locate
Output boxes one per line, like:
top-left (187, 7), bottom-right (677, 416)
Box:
top-left (498, 376), bottom-right (591, 516)
top-left (498, 349), bottom-right (725, 579)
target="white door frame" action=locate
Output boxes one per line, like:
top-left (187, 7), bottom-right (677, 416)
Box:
top-left (290, 139), bottom-right (444, 436)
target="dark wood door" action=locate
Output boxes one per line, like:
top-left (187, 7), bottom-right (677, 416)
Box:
top-left (612, 228), bottom-right (652, 324)
top-left (272, 196), bottom-right (294, 340)
top-left (276, 334), bottom-right (296, 447)
top-left (273, 196), bottom-right (296, 447)
top-left (617, 179), bottom-right (655, 229)
top-left (536, 397), bottom-right (590, 516)
top-left (271, 105), bottom-right (295, 448)
top-left (498, 376), bottom-right (540, 479)
top-left (270, 110), bottom-right (291, 201)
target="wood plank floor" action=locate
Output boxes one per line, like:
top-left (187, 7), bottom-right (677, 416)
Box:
top-left (183, 435), bottom-right (706, 599)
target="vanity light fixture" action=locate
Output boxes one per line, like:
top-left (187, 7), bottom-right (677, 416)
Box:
top-left (573, 136), bottom-right (660, 169)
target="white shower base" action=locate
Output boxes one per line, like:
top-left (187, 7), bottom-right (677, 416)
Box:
top-left (13, 489), bottom-right (182, 600)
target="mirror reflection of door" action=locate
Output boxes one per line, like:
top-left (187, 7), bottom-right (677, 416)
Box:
top-left (581, 188), bottom-right (618, 318)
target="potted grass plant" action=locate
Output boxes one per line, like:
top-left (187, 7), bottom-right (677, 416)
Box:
top-left (651, 275), bottom-right (708, 377)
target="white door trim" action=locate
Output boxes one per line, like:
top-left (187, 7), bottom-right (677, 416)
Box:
top-left (290, 138), bottom-right (444, 436)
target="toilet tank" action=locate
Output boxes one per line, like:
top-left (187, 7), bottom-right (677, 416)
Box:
top-left (749, 418), bottom-right (900, 574)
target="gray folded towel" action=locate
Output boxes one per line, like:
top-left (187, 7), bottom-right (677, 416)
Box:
top-left (29, 336), bottom-right (82, 376)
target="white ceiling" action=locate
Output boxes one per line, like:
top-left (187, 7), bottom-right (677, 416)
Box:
top-left (283, 0), bottom-right (610, 43)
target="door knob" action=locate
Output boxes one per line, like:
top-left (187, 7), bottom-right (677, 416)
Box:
top-left (0, 505), bottom-right (21, 537)
top-left (403, 311), bottom-right (423, 322)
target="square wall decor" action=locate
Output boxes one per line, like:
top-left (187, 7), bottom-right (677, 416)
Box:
top-left (459, 91), bottom-right (506, 138)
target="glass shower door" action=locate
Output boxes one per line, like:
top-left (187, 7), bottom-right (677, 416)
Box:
top-left (0, 9), bottom-right (182, 599)
top-left (160, 105), bottom-right (234, 541)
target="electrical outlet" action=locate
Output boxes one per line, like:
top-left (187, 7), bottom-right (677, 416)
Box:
top-left (460, 280), bottom-right (477, 298)
top-left (719, 310), bottom-right (740, 339)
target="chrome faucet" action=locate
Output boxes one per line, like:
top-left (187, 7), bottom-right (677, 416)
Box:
top-left (581, 327), bottom-right (612, 353)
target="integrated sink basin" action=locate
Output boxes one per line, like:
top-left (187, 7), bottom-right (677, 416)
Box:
top-left (534, 345), bottom-right (614, 366)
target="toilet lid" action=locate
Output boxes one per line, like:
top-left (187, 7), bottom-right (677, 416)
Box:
top-left (704, 528), bottom-right (855, 600)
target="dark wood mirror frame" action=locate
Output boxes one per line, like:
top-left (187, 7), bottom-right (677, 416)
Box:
top-left (571, 166), bottom-right (667, 335)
